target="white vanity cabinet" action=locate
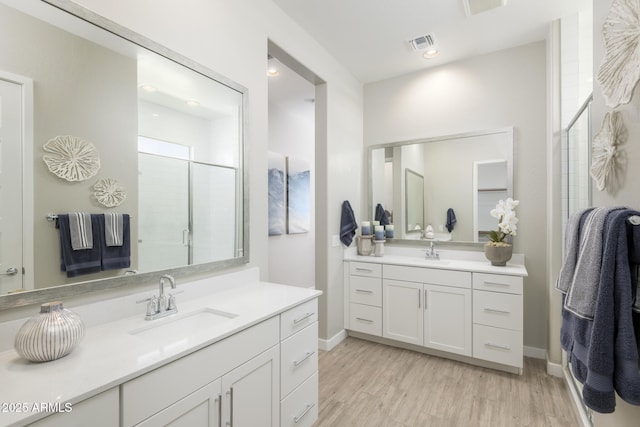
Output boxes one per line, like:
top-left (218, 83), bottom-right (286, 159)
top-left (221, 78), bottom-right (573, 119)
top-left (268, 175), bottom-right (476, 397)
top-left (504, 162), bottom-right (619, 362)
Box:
top-left (382, 265), bottom-right (472, 356)
top-left (122, 316), bottom-right (280, 427)
top-left (26, 388), bottom-right (119, 427)
top-left (344, 262), bottom-right (383, 336)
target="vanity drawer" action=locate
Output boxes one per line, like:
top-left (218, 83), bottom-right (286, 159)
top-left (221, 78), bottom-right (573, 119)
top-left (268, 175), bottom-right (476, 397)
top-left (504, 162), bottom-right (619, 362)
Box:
top-left (473, 273), bottom-right (523, 295)
top-left (473, 290), bottom-right (522, 331)
top-left (281, 321), bottom-right (318, 398)
top-left (348, 303), bottom-right (382, 336)
top-left (281, 299), bottom-right (318, 340)
top-left (349, 275), bottom-right (382, 306)
top-left (349, 261), bottom-right (382, 278)
top-left (281, 371), bottom-right (318, 427)
top-left (473, 324), bottom-right (523, 368)
top-left (383, 264), bottom-right (471, 289)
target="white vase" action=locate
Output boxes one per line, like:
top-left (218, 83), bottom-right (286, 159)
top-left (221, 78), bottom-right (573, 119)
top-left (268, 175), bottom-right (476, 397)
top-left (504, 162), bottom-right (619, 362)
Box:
top-left (14, 301), bottom-right (85, 362)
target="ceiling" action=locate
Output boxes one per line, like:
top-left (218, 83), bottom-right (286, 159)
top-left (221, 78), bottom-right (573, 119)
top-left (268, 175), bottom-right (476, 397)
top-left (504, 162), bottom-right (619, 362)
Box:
top-left (272, 0), bottom-right (591, 84)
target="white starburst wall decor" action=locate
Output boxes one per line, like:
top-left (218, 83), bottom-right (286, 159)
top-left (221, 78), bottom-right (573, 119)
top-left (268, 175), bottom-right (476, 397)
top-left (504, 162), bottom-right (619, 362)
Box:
top-left (598, 0), bottom-right (640, 109)
top-left (590, 111), bottom-right (626, 191)
top-left (43, 135), bottom-right (101, 182)
top-left (93, 178), bottom-right (127, 207)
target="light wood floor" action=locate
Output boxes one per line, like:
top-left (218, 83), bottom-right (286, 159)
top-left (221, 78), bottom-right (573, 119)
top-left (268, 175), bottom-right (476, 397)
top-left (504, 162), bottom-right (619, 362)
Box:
top-left (316, 337), bottom-right (580, 427)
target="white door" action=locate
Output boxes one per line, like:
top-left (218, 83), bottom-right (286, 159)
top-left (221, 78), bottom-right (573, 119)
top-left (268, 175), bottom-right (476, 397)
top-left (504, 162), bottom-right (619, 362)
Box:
top-left (221, 346), bottom-right (280, 427)
top-left (423, 284), bottom-right (472, 356)
top-left (0, 77), bottom-right (24, 293)
top-left (382, 279), bottom-right (423, 345)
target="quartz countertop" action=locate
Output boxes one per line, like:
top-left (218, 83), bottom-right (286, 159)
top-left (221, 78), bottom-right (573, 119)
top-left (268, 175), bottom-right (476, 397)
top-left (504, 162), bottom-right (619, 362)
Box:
top-left (344, 247), bottom-right (528, 277)
top-left (0, 277), bottom-right (321, 427)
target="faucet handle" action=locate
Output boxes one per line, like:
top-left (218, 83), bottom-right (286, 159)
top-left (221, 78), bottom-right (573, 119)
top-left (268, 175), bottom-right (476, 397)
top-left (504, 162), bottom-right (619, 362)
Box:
top-left (167, 294), bottom-right (177, 311)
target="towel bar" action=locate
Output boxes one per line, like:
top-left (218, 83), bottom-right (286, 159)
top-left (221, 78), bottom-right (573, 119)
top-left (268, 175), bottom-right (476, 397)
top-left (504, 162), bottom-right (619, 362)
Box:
top-left (46, 213), bottom-right (132, 222)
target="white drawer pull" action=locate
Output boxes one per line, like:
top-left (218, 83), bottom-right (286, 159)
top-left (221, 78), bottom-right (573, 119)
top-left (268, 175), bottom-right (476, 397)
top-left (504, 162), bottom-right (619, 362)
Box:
top-left (294, 403), bottom-right (315, 423)
top-left (483, 307), bottom-right (511, 315)
top-left (355, 317), bottom-right (373, 323)
top-left (484, 342), bottom-right (511, 351)
top-left (483, 281), bottom-right (510, 288)
top-left (355, 267), bottom-right (373, 273)
top-left (293, 312), bottom-right (314, 325)
top-left (293, 351), bottom-right (315, 367)
top-left (355, 289), bottom-right (374, 294)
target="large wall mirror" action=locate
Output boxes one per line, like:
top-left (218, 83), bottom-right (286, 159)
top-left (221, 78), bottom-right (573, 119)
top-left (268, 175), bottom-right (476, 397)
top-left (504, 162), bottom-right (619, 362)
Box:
top-left (369, 128), bottom-right (513, 245)
top-left (0, 0), bottom-right (248, 309)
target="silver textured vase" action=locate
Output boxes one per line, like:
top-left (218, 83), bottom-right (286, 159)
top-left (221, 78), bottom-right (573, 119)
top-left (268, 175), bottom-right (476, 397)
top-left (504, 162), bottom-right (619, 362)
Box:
top-left (14, 301), bottom-right (85, 362)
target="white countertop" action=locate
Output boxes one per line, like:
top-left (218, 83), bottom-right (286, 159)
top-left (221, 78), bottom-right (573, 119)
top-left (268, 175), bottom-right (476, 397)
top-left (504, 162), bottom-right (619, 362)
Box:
top-left (344, 247), bottom-right (528, 277)
top-left (0, 276), bottom-right (321, 427)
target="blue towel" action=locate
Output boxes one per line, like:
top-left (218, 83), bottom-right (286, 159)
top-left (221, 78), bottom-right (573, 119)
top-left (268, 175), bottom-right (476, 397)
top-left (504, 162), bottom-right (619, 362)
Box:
top-left (375, 203), bottom-right (390, 226)
top-left (340, 200), bottom-right (357, 246)
top-left (56, 214), bottom-right (102, 277)
top-left (97, 213), bottom-right (131, 270)
top-left (446, 208), bottom-right (457, 232)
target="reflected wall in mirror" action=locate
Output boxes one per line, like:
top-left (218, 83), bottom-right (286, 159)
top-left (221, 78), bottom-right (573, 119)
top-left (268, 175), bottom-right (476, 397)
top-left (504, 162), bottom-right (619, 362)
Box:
top-left (473, 160), bottom-right (508, 242)
top-left (0, 0), bottom-right (247, 304)
top-left (405, 169), bottom-right (424, 233)
top-left (369, 128), bottom-right (513, 244)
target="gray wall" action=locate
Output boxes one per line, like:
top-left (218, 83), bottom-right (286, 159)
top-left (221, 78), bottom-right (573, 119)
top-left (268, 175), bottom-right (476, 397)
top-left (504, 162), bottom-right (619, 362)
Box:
top-left (364, 42), bottom-right (548, 350)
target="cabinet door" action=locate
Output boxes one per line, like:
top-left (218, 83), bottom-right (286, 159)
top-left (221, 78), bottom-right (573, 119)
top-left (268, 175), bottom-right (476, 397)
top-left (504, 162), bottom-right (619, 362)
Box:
top-left (383, 279), bottom-right (423, 345)
top-left (136, 379), bottom-right (221, 427)
top-left (423, 284), bottom-right (472, 356)
top-left (221, 345), bottom-right (280, 427)
top-left (28, 388), bottom-right (118, 427)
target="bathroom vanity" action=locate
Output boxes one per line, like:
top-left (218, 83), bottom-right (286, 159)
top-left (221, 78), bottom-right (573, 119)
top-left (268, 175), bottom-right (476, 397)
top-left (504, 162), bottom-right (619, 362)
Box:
top-left (0, 269), bottom-right (320, 427)
top-left (344, 247), bottom-right (527, 373)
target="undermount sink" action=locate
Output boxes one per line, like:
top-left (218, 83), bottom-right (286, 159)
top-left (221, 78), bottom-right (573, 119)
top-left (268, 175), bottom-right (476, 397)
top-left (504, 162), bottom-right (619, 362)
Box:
top-left (129, 308), bottom-right (238, 340)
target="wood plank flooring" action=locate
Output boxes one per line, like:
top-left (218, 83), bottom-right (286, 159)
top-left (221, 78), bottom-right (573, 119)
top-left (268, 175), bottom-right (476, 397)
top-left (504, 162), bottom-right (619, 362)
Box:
top-left (316, 337), bottom-right (580, 427)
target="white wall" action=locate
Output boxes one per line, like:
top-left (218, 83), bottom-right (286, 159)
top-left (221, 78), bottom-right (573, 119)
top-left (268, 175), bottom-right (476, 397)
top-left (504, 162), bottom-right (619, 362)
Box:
top-left (61, 0), bottom-right (364, 342)
top-left (364, 42), bottom-right (548, 350)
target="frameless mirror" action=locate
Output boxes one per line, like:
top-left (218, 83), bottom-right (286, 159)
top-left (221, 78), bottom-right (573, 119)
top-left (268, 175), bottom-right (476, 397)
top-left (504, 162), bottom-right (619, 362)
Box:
top-left (369, 128), bottom-right (513, 244)
top-left (0, 0), bottom-right (247, 308)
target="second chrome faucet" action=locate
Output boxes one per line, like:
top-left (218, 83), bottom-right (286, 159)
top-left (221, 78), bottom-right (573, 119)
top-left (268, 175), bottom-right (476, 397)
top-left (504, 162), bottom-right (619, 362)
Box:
top-left (140, 274), bottom-right (178, 320)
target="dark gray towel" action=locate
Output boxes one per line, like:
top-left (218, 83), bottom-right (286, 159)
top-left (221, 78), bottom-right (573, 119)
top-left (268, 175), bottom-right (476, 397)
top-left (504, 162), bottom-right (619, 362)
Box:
top-left (97, 214), bottom-right (131, 270)
top-left (57, 214), bottom-right (102, 277)
top-left (446, 208), bottom-right (456, 232)
top-left (340, 200), bottom-right (357, 246)
top-left (375, 203), bottom-right (390, 226)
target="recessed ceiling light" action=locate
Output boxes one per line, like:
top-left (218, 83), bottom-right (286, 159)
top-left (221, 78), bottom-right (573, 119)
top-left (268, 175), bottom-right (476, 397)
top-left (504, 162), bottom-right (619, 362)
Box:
top-left (186, 99), bottom-right (200, 107)
top-left (463, 0), bottom-right (507, 16)
top-left (139, 84), bottom-right (157, 92)
top-left (423, 48), bottom-right (440, 59)
top-left (267, 67), bottom-right (280, 77)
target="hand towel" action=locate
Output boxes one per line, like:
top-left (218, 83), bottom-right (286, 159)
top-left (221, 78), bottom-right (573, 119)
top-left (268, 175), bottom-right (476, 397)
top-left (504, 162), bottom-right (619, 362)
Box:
top-left (97, 213), bottom-right (131, 270)
top-left (105, 213), bottom-right (124, 247)
top-left (446, 208), bottom-right (457, 232)
top-left (565, 206), bottom-right (625, 319)
top-left (628, 218), bottom-right (640, 313)
top-left (375, 203), bottom-right (390, 226)
top-left (69, 212), bottom-right (93, 250)
top-left (340, 200), bottom-right (357, 246)
top-left (56, 214), bottom-right (101, 277)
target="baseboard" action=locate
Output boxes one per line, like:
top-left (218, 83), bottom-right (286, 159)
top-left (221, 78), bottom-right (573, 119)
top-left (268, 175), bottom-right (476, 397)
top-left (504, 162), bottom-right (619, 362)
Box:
top-left (546, 358), bottom-right (563, 378)
top-left (523, 345), bottom-right (546, 360)
top-left (318, 329), bottom-right (347, 351)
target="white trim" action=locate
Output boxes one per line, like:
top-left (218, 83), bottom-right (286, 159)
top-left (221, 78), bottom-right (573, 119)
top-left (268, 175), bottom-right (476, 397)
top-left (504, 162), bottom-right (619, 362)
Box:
top-left (523, 345), bottom-right (546, 360)
top-left (546, 358), bottom-right (563, 378)
top-left (318, 329), bottom-right (347, 351)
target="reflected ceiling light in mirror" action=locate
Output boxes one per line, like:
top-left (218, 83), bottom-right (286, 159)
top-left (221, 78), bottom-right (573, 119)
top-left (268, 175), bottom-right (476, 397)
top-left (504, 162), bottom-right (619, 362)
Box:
top-left (140, 84), bottom-right (157, 92)
top-left (186, 99), bottom-right (200, 107)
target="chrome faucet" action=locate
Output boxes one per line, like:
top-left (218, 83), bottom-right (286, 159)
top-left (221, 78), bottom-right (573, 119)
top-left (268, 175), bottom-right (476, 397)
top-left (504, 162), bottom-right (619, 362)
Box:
top-left (138, 274), bottom-right (178, 320)
top-left (425, 241), bottom-right (440, 260)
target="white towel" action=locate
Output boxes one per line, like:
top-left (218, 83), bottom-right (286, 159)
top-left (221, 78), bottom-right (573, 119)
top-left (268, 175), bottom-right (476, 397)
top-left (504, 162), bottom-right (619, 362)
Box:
top-left (104, 213), bottom-right (124, 247)
top-left (69, 212), bottom-right (93, 250)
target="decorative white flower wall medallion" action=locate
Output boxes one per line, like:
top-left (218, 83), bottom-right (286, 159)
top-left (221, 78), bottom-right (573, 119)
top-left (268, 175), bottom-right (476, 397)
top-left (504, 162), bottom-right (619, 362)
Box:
top-left (93, 178), bottom-right (127, 207)
top-left (598, 0), bottom-right (640, 109)
top-left (43, 135), bottom-right (101, 182)
top-left (590, 111), bottom-right (626, 191)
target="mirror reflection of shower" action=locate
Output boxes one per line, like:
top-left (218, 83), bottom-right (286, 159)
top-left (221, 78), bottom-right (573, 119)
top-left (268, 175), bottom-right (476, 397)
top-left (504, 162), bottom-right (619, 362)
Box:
top-left (138, 136), bottom-right (237, 272)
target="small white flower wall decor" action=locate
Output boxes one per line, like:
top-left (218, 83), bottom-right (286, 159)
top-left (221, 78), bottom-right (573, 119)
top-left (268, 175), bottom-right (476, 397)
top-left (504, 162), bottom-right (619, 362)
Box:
top-left (597, 0), bottom-right (640, 109)
top-left (93, 178), bottom-right (127, 207)
top-left (590, 111), bottom-right (626, 191)
top-left (42, 135), bottom-right (101, 182)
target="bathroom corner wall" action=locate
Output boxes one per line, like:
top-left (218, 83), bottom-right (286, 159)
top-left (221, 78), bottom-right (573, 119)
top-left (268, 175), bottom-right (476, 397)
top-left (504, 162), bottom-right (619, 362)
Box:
top-left (363, 42), bottom-right (548, 351)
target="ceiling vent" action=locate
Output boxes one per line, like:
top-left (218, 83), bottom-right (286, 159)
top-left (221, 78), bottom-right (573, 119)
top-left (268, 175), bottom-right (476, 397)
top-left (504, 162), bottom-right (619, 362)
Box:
top-left (409, 33), bottom-right (437, 52)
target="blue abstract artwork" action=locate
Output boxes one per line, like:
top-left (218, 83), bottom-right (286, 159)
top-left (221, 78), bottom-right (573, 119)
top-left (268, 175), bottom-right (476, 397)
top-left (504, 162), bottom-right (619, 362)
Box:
top-left (268, 152), bottom-right (286, 236)
top-left (287, 157), bottom-right (310, 234)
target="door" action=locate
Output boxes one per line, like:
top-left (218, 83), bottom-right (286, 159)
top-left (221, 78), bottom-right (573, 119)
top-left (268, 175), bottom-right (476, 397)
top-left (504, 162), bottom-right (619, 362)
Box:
top-left (0, 77), bottom-right (24, 293)
top-left (423, 283), bottom-right (472, 356)
top-left (383, 279), bottom-right (423, 345)
top-left (221, 345), bottom-right (279, 427)
top-left (136, 379), bottom-right (222, 427)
